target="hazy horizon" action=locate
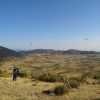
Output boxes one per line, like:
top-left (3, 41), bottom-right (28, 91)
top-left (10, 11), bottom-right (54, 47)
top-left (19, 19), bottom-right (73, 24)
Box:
top-left (12, 48), bottom-right (100, 52)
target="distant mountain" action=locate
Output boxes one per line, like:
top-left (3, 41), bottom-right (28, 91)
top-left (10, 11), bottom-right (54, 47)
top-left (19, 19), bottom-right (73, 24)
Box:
top-left (63, 49), bottom-right (98, 54)
top-left (0, 46), bottom-right (21, 59)
top-left (19, 49), bottom-right (64, 55)
top-left (19, 49), bottom-right (99, 55)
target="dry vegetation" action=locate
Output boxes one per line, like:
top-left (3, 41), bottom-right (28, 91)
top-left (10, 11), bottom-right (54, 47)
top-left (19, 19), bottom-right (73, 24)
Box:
top-left (0, 54), bottom-right (100, 100)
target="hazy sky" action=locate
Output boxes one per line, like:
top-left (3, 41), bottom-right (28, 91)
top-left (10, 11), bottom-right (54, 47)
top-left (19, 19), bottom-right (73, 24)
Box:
top-left (0, 0), bottom-right (100, 51)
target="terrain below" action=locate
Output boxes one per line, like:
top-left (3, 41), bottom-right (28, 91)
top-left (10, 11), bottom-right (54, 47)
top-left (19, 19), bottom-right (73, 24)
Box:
top-left (0, 77), bottom-right (100, 100)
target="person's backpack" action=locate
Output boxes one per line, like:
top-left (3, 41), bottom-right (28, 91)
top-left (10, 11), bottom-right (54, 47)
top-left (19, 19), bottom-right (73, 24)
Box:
top-left (13, 68), bottom-right (17, 74)
top-left (16, 68), bottom-right (20, 76)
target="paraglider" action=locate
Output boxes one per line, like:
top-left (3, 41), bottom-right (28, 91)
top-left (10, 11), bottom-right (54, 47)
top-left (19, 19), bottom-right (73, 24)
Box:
top-left (31, 43), bottom-right (32, 46)
top-left (85, 38), bottom-right (89, 44)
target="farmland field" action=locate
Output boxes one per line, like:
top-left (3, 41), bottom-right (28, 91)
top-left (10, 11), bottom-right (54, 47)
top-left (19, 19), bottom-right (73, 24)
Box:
top-left (0, 54), bottom-right (100, 100)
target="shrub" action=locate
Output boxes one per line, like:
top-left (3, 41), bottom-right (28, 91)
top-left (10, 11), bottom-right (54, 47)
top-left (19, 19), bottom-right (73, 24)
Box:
top-left (0, 64), bottom-right (2, 66)
top-left (69, 80), bottom-right (80, 88)
top-left (93, 71), bottom-right (100, 79)
top-left (50, 75), bottom-right (64, 82)
top-left (0, 70), bottom-right (3, 74)
top-left (53, 85), bottom-right (69, 96)
top-left (38, 74), bottom-right (51, 81)
top-left (82, 71), bottom-right (92, 78)
top-left (20, 72), bottom-right (28, 78)
top-left (37, 73), bottom-right (64, 82)
top-left (74, 77), bottom-right (85, 83)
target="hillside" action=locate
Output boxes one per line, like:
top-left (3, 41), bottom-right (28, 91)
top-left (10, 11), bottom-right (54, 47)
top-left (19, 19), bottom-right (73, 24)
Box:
top-left (0, 77), bottom-right (100, 100)
top-left (0, 46), bottom-right (21, 59)
top-left (0, 51), bottom-right (100, 100)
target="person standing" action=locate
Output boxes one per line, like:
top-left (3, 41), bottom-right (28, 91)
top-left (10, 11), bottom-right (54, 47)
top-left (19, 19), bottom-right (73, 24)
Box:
top-left (16, 67), bottom-right (20, 76)
top-left (13, 66), bottom-right (17, 81)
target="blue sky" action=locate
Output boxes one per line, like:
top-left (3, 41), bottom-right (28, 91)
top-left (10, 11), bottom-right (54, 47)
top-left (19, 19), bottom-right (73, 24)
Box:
top-left (0, 0), bottom-right (100, 51)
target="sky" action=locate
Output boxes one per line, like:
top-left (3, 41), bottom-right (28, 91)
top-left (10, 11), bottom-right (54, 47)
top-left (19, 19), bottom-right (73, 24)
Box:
top-left (0, 0), bottom-right (100, 51)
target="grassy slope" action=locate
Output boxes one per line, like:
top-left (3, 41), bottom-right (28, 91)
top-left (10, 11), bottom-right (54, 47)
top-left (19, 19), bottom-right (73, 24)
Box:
top-left (0, 77), bottom-right (100, 100)
top-left (0, 54), bottom-right (100, 100)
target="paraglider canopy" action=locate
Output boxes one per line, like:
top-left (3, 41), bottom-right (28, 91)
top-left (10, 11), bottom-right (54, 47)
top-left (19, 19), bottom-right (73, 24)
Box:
top-left (31, 43), bottom-right (32, 46)
top-left (85, 38), bottom-right (89, 44)
top-left (85, 38), bottom-right (89, 40)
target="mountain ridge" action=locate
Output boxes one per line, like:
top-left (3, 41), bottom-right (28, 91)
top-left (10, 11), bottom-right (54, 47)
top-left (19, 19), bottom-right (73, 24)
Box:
top-left (0, 46), bottom-right (99, 59)
top-left (18, 49), bottom-right (99, 55)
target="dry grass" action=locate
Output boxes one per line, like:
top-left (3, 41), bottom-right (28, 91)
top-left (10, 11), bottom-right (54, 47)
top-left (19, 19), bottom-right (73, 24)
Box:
top-left (0, 54), bottom-right (100, 100)
top-left (0, 77), bottom-right (100, 100)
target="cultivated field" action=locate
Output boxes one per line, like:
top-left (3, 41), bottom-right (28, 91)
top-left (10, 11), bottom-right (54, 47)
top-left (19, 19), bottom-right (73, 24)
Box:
top-left (0, 54), bottom-right (100, 100)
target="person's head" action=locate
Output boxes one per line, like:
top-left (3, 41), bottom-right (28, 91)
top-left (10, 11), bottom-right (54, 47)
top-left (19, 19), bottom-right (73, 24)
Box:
top-left (14, 66), bottom-right (16, 69)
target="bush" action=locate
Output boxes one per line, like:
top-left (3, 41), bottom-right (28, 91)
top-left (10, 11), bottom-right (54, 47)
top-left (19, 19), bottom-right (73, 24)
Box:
top-left (38, 74), bottom-right (51, 81)
top-left (82, 71), bottom-right (92, 78)
top-left (93, 71), bottom-right (100, 79)
top-left (74, 77), bottom-right (86, 83)
top-left (69, 77), bottom-right (86, 83)
top-left (20, 72), bottom-right (28, 78)
top-left (50, 74), bottom-right (64, 82)
top-left (69, 80), bottom-right (80, 88)
top-left (37, 73), bottom-right (64, 82)
top-left (0, 70), bottom-right (3, 74)
top-left (53, 85), bottom-right (69, 96)
top-left (0, 64), bottom-right (2, 66)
